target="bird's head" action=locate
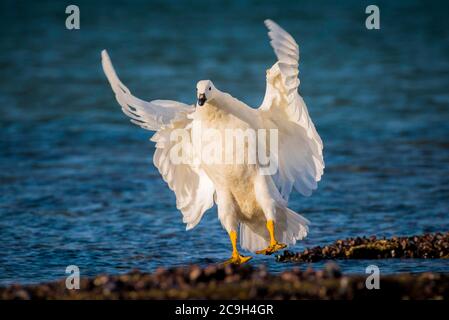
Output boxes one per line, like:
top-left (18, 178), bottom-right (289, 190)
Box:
top-left (196, 80), bottom-right (217, 106)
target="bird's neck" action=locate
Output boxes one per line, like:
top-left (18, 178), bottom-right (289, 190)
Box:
top-left (210, 90), bottom-right (259, 128)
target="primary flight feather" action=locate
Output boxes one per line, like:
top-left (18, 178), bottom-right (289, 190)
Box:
top-left (101, 19), bottom-right (324, 264)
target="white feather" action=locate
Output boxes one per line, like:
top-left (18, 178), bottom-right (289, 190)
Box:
top-left (259, 20), bottom-right (324, 199)
top-left (102, 50), bottom-right (215, 230)
top-left (101, 20), bottom-right (323, 254)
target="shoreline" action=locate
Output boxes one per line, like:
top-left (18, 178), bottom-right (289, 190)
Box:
top-left (2, 232), bottom-right (448, 300)
top-left (2, 263), bottom-right (448, 300)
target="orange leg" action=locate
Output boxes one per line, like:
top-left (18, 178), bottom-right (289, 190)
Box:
top-left (256, 220), bottom-right (287, 255)
top-left (223, 230), bottom-right (252, 265)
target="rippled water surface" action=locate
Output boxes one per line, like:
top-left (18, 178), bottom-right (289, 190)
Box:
top-left (1, 0), bottom-right (449, 285)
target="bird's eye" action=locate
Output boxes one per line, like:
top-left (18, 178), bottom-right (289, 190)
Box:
top-left (209, 87), bottom-right (211, 91)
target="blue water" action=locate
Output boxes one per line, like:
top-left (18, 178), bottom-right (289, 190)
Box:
top-left (1, 0), bottom-right (449, 285)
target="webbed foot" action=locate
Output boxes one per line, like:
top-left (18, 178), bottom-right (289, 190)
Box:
top-left (223, 254), bottom-right (252, 265)
top-left (256, 242), bottom-right (287, 255)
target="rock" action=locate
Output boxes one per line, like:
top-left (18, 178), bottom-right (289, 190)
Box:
top-left (14, 289), bottom-right (30, 300)
top-left (276, 232), bottom-right (449, 262)
top-left (188, 265), bottom-right (202, 283)
top-left (324, 262), bottom-right (341, 278)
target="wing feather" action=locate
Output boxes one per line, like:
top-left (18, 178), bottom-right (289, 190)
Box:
top-left (101, 50), bottom-right (192, 131)
top-left (151, 118), bottom-right (215, 230)
top-left (259, 20), bottom-right (324, 199)
top-left (102, 49), bottom-right (215, 229)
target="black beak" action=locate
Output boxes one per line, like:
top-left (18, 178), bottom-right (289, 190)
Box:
top-left (197, 94), bottom-right (206, 106)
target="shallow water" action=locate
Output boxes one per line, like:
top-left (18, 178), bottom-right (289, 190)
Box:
top-left (1, 0), bottom-right (449, 285)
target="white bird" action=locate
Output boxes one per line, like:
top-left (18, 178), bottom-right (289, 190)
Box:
top-left (101, 20), bottom-right (324, 264)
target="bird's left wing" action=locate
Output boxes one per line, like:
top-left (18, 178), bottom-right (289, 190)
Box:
top-left (102, 50), bottom-right (215, 229)
top-left (258, 20), bottom-right (324, 200)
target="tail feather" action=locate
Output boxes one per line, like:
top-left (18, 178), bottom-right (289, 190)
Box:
top-left (239, 207), bottom-right (309, 252)
top-left (240, 222), bottom-right (267, 252)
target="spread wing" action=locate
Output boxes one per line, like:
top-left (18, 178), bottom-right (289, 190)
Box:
top-left (101, 50), bottom-right (215, 229)
top-left (101, 50), bottom-right (191, 130)
top-left (259, 20), bottom-right (324, 199)
top-left (150, 119), bottom-right (216, 230)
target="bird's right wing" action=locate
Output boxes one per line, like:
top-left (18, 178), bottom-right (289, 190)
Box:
top-left (150, 118), bottom-right (216, 230)
top-left (102, 50), bottom-right (215, 229)
top-left (101, 50), bottom-right (192, 130)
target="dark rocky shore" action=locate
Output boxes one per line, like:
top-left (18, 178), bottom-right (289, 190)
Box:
top-left (277, 232), bottom-right (449, 262)
top-left (2, 232), bottom-right (448, 300)
top-left (1, 263), bottom-right (448, 300)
